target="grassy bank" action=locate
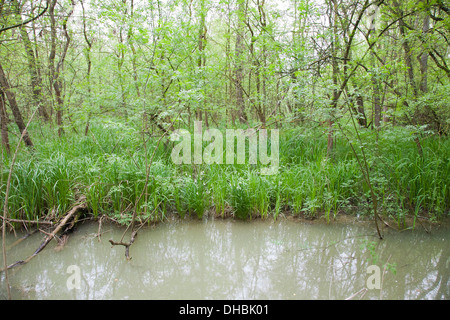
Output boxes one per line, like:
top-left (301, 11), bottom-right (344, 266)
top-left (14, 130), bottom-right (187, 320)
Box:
top-left (1, 119), bottom-right (449, 228)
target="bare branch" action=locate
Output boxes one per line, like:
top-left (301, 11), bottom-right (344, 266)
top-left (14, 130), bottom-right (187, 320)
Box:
top-left (0, 1), bottom-right (48, 34)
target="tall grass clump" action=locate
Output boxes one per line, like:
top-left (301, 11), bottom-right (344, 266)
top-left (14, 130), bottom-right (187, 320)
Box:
top-left (229, 176), bottom-right (252, 220)
top-left (372, 127), bottom-right (449, 222)
top-left (0, 152), bottom-right (76, 221)
top-left (206, 164), bottom-right (230, 217)
top-left (176, 174), bottom-right (208, 219)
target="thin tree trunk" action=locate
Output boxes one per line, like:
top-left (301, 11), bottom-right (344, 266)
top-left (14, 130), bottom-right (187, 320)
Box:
top-left (48, 0), bottom-right (58, 132)
top-left (419, 10), bottom-right (429, 93)
top-left (49, 0), bottom-right (74, 137)
top-left (257, 0), bottom-right (267, 126)
top-left (197, 0), bottom-right (207, 122)
top-left (117, 0), bottom-right (127, 120)
top-left (372, 63), bottom-right (381, 128)
top-left (225, 5), bottom-right (231, 125)
top-left (127, 0), bottom-right (140, 98)
top-left (235, 0), bottom-right (247, 124)
top-left (393, 0), bottom-right (418, 98)
top-left (81, 0), bottom-right (92, 136)
top-left (328, 0), bottom-right (339, 156)
top-left (369, 26), bottom-right (382, 129)
top-left (0, 89), bottom-right (10, 154)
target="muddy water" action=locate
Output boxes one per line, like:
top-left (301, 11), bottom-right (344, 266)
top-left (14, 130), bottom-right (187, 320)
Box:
top-left (1, 218), bottom-right (449, 300)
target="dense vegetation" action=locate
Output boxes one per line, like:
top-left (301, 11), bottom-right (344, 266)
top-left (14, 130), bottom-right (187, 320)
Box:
top-left (1, 119), bottom-right (448, 227)
top-left (1, 0), bottom-right (449, 228)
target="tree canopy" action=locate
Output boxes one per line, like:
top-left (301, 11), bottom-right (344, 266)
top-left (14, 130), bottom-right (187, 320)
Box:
top-left (0, 0), bottom-right (448, 142)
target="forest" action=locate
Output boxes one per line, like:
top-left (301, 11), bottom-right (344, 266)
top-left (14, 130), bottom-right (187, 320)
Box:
top-left (0, 0), bottom-right (449, 235)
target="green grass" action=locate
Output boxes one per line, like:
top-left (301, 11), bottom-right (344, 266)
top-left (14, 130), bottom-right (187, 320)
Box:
top-left (0, 119), bottom-right (448, 226)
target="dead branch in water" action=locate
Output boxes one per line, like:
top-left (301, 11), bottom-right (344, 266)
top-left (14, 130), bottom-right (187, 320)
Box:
top-left (109, 110), bottom-right (181, 260)
top-left (1, 196), bottom-right (87, 271)
top-left (109, 230), bottom-right (138, 260)
top-left (0, 217), bottom-right (54, 226)
top-left (54, 234), bottom-right (69, 252)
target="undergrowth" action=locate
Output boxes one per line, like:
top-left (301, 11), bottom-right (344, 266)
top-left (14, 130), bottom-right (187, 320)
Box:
top-left (1, 119), bottom-right (448, 226)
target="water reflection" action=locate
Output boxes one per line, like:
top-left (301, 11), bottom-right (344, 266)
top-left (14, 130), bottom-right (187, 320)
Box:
top-left (1, 218), bottom-right (449, 299)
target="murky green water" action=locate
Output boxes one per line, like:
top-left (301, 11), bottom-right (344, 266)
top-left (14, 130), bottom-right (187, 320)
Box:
top-left (1, 218), bottom-right (449, 300)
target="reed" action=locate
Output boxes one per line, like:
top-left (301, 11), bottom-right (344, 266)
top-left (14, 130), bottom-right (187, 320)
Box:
top-left (1, 120), bottom-right (448, 226)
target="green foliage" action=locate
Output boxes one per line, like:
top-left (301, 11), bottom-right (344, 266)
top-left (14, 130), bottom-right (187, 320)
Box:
top-left (0, 0), bottom-right (449, 238)
top-left (2, 120), bottom-right (447, 227)
top-left (229, 177), bottom-right (252, 220)
top-left (180, 175), bottom-right (208, 219)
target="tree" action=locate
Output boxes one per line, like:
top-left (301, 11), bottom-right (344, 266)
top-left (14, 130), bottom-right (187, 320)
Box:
top-left (48, 0), bottom-right (75, 137)
top-left (80, 0), bottom-right (93, 135)
top-left (12, 0), bottom-right (50, 122)
top-left (0, 88), bottom-right (10, 154)
top-left (235, 0), bottom-right (248, 124)
top-left (0, 62), bottom-right (34, 148)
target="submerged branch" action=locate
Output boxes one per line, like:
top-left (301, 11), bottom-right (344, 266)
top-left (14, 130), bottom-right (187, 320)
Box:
top-left (0, 217), bottom-right (53, 226)
top-left (109, 230), bottom-right (138, 260)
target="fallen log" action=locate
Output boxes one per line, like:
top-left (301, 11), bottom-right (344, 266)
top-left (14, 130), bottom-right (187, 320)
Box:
top-left (1, 196), bottom-right (87, 271)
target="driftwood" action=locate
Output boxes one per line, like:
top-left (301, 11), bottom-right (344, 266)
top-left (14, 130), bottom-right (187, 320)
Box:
top-left (1, 196), bottom-right (87, 271)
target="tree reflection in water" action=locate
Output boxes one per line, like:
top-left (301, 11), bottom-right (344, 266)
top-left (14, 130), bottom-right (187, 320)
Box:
top-left (1, 219), bottom-right (448, 300)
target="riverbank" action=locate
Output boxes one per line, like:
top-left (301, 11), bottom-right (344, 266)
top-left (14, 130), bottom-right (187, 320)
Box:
top-left (2, 196), bottom-right (448, 235)
top-left (1, 121), bottom-right (449, 231)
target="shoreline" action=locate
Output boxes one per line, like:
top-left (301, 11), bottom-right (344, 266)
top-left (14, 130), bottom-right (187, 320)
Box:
top-left (3, 207), bottom-right (450, 233)
top-left (2, 197), bottom-right (449, 236)
top-left (90, 208), bottom-right (450, 234)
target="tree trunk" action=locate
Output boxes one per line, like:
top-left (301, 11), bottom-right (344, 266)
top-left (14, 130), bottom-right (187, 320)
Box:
top-left (197, 0), bottom-right (207, 123)
top-left (0, 62), bottom-right (33, 148)
top-left (356, 94), bottom-right (367, 127)
top-left (372, 65), bottom-right (381, 128)
top-left (49, 0), bottom-right (74, 137)
top-left (235, 0), bottom-right (247, 124)
top-left (0, 89), bottom-right (10, 154)
top-left (225, 0), bottom-right (232, 126)
top-left (13, 0), bottom-right (50, 123)
top-left (328, 0), bottom-right (339, 156)
top-left (81, 0), bottom-right (92, 136)
top-left (127, 0), bottom-right (140, 99)
top-left (393, 0), bottom-right (418, 98)
top-left (419, 10), bottom-right (429, 93)
top-left (117, 0), bottom-right (127, 120)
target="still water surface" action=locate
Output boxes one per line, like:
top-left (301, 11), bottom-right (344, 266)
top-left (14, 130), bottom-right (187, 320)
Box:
top-left (1, 218), bottom-right (449, 299)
